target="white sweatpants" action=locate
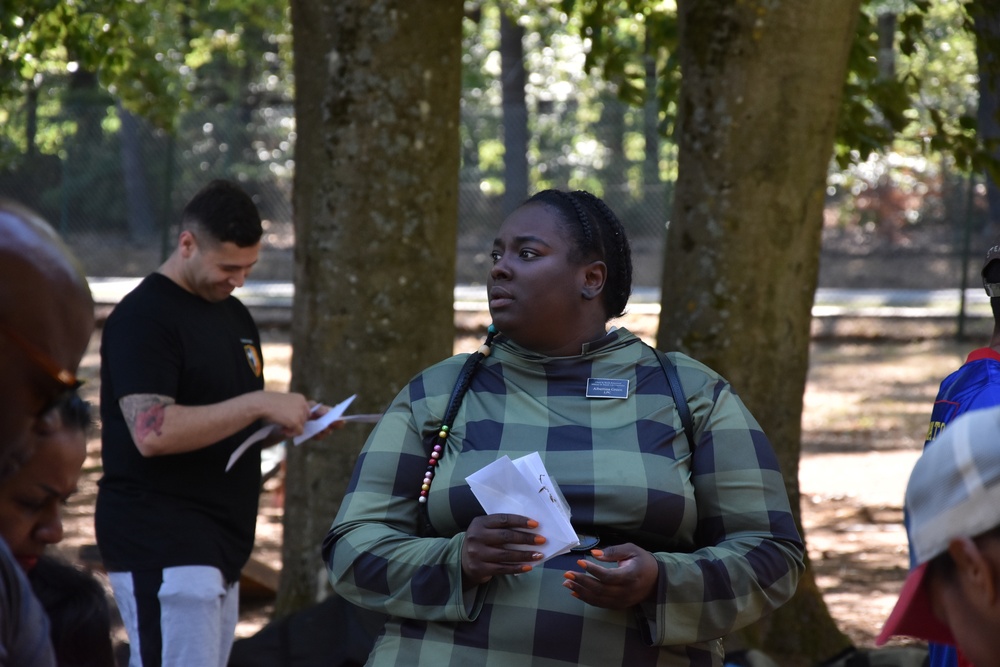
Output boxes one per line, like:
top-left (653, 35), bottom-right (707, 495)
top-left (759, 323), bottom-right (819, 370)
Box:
top-left (109, 566), bottom-right (240, 667)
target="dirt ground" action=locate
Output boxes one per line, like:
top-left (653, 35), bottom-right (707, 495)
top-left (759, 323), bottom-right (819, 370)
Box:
top-left (45, 202), bottom-right (994, 663)
top-left (55, 307), bottom-right (979, 660)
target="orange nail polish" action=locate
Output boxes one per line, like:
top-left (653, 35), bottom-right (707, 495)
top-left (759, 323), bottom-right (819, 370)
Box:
top-left (564, 572), bottom-right (576, 581)
top-left (521, 565), bottom-right (533, 573)
top-left (526, 519), bottom-right (539, 528)
top-left (590, 549), bottom-right (604, 557)
top-left (576, 559), bottom-right (588, 569)
top-left (533, 535), bottom-right (546, 545)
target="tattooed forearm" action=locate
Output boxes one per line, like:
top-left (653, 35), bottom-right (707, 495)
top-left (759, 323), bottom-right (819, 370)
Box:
top-left (120, 394), bottom-right (175, 446)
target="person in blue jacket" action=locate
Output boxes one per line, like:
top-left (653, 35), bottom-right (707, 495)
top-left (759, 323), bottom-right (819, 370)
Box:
top-left (911, 237), bottom-right (1000, 667)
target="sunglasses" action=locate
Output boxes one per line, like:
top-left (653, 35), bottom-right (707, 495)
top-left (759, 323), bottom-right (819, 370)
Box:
top-left (0, 322), bottom-right (84, 426)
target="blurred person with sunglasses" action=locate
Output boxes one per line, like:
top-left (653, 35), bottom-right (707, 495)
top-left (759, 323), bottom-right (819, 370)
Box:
top-left (0, 393), bottom-right (116, 667)
top-left (0, 199), bottom-right (96, 667)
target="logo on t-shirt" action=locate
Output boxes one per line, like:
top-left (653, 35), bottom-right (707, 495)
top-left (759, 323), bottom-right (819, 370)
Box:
top-left (244, 344), bottom-right (262, 378)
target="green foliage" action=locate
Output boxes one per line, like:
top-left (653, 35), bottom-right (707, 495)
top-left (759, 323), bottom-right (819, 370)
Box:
top-left (0, 0), bottom-right (297, 240)
top-left (834, 1), bottom-right (980, 174)
top-left (0, 0), bottom-right (990, 228)
top-left (552, 0), bottom-right (680, 132)
top-left (0, 0), bottom-right (292, 137)
top-left (548, 0), bottom-right (985, 177)
top-left (461, 1), bottom-right (676, 200)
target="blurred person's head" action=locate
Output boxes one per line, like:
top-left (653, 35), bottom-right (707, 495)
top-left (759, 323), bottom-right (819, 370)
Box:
top-left (0, 199), bottom-right (94, 479)
top-left (162, 179), bottom-right (263, 303)
top-left (0, 394), bottom-right (90, 571)
top-left (877, 406), bottom-right (1000, 663)
top-left (28, 555), bottom-right (115, 667)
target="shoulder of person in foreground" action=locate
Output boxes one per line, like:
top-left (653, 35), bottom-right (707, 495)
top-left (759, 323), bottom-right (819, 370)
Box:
top-left (0, 537), bottom-right (55, 666)
top-left (28, 555), bottom-right (116, 667)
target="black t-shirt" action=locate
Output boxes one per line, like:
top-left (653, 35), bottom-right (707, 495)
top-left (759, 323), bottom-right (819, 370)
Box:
top-left (95, 273), bottom-right (266, 582)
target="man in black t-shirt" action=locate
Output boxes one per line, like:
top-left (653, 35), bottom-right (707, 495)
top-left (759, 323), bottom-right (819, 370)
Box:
top-left (96, 180), bottom-right (321, 667)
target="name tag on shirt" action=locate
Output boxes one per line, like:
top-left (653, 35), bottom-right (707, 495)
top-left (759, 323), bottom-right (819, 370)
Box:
top-left (586, 378), bottom-right (630, 399)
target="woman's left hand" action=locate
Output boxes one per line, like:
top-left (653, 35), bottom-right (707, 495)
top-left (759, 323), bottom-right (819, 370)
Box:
top-left (561, 543), bottom-right (658, 609)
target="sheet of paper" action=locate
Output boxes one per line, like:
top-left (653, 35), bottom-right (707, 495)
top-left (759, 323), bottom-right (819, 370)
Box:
top-left (226, 395), bottom-right (358, 472)
top-left (227, 423), bottom-right (282, 472)
top-left (338, 413), bottom-right (382, 423)
top-left (465, 452), bottom-right (579, 562)
top-left (292, 394), bottom-right (356, 445)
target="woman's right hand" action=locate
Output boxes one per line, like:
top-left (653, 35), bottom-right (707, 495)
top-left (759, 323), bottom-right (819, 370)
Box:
top-left (461, 514), bottom-right (546, 588)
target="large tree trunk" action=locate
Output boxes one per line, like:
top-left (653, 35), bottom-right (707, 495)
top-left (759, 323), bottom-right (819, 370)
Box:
top-left (278, 0), bottom-right (463, 615)
top-left (661, 2), bottom-right (860, 663)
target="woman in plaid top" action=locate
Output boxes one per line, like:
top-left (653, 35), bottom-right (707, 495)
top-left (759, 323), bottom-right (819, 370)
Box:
top-left (324, 190), bottom-right (804, 666)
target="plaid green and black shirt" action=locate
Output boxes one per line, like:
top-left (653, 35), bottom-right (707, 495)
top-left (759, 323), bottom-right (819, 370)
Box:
top-left (326, 328), bottom-right (804, 666)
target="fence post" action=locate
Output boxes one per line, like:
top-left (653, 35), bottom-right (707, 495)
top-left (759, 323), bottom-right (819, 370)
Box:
top-left (59, 148), bottom-right (71, 235)
top-left (958, 174), bottom-right (976, 340)
top-left (159, 132), bottom-right (176, 262)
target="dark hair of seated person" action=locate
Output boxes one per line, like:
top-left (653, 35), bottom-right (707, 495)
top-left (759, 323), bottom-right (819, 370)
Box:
top-left (27, 555), bottom-right (115, 667)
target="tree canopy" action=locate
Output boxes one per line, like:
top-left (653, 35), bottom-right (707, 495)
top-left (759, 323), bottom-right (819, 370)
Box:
top-left (0, 0), bottom-right (292, 135)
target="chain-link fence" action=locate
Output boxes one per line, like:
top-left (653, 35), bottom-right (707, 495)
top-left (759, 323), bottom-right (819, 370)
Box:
top-left (0, 94), bottom-right (674, 287)
top-left (3, 91), bottom-right (988, 293)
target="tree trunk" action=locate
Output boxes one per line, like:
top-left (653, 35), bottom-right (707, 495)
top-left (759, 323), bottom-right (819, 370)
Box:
top-left (643, 27), bottom-right (660, 190)
top-left (643, 28), bottom-right (665, 243)
top-left (597, 93), bottom-right (629, 216)
top-left (972, 1), bottom-right (1000, 236)
top-left (278, 0), bottom-right (463, 615)
top-left (877, 13), bottom-right (897, 82)
top-left (661, 2), bottom-right (860, 662)
top-left (500, 11), bottom-right (528, 217)
top-left (25, 84), bottom-right (38, 159)
top-left (117, 103), bottom-right (157, 243)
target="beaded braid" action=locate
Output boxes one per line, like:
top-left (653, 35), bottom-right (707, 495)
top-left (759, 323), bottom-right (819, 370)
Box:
top-left (418, 325), bottom-right (498, 528)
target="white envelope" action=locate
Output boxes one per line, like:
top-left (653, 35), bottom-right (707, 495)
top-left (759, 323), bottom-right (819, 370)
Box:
top-left (465, 452), bottom-right (580, 562)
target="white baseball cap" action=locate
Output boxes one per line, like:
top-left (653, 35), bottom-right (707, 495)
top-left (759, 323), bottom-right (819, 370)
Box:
top-left (877, 405), bottom-right (1000, 645)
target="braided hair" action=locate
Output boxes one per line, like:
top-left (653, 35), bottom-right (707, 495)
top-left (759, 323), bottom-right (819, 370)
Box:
top-left (523, 189), bottom-right (633, 319)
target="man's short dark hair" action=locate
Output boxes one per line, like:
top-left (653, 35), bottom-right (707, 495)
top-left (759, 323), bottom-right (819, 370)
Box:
top-left (181, 179), bottom-right (263, 247)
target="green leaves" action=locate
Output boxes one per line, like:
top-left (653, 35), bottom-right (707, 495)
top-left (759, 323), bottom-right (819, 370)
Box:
top-left (0, 0), bottom-right (291, 133)
top-left (550, 0), bottom-right (984, 174)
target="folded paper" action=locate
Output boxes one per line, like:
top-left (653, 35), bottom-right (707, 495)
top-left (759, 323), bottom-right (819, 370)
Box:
top-left (465, 452), bottom-right (579, 562)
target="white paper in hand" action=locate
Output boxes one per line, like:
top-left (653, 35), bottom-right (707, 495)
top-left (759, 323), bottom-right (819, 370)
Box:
top-left (226, 394), bottom-right (358, 472)
top-left (226, 423), bottom-right (282, 472)
top-left (292, 394), bottom-right (356, 446)
top-left (465, 452), bottom-right (580, 562)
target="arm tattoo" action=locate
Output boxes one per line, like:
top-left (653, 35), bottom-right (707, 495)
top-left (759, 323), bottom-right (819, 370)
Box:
top-left (120, 394), bottom-right (175, 445)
